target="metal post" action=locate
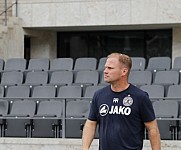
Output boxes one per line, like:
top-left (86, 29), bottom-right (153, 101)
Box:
top-left (4, 0), bottom-right (7, 26)
top-left (16, 0), bottom-right (18, 17)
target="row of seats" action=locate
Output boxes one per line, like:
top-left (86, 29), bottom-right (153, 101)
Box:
top-left (0, 99), bottom-right (90, 138)
top-left (0, 85), bottom-right (104, 99)
top-left (1, 69), bottom-right (181, 87)
top-left (1, 56), bottom-right (181, 72)
top-left (1, 96), bottom-right (181, 140)
top-left (0, 84), bottom-right (181, 100)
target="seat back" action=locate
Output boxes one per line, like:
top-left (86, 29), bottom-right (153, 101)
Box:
top-left (0, 86), bottom-right (4, 98)
top-left (146, 57), bottom-right (171, 71)
top-left (84, 85), bottom-right (105, 98)
top-left (74, 70), bottom-right (99, 86)
top-left (140, 85), bottom-right (164, 100)
top-left (1, 71), bottom-right (23, 85)
top-left (4, 58), bottom-right (27, 71)
top-left (32, 86), bottom-right (56, 98)
top-left (49, 71), bottom-right (73, 85)
top-left (57, 85), bottom-right (82, 99)
top-left (10, 100), bottom-right (36, 117)
top-left (50, 58), bottom-right (73, 71)
top-left (28, 58), bottom-right (49, 71)
top-left (0, 58), bottom-right (4, 71)
top-left (97, 57), bottom-right (107, 71)
top-left (153, 71), bottom-right (179, 85)
top-left (167, 85), bottom-right (181, 98)
top-left (6, 85), bottom-right (30, 98)
top-left (172, 57), bottom-right (181, 71)
top-left (66, 100), bottom-right (90, 118)
top-left (153, 100), bottom-right (178, 118)
top-left (24, 71), bottom-right (48, 85)
top-left (36, 101), bottom-right (62, 117)
top-left (74, 57), bottom-right (97, 71)
top-left (128, 70), bottom-right (152, 86)
top-left (0, 100), bottom-right (9, 116)
top-left (131, 57), bottom-right (146, 71)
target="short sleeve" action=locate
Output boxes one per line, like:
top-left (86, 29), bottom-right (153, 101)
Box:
top-left (88, 92), bottom-right (99, 121)
top-left (139, 92), bottom-right (155, 122)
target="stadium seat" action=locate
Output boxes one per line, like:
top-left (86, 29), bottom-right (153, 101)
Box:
top-left (0, 100), bottom-right (9, 137)
top-left (84, 85), bottom-right (105, 98)
top-left (31, 85), bottom-right (56, 102)
top-left (32, 100), bottom-right (63, 138)
top-left (65, 100), bottom-right (90, 138)
top-left (49, 71), bottom-right (73, 86)
top-left (98, 72), bottom-right (110, 86)
top-left (6, 85), bottom-right (30, 99)
top-left (57, 85), bottom-right (82, 101)
top-left (4, 58), bottom-right (27, 72)
top-left (24, 71), bottom-right (48, 86)
top-left (153, 70), bottom-right (179, 85)
top-left (0, 71), bottom-right (24, 86)
top-left (152, 100), bottom-right (178, 140)
top-left (146, 57), bottom-right (171, 72)
top-left (131, 57), bottom-right (146, 71)
top-left (27, 58), bottom-right (50, 71)
top-left (97, 57), bottom-right (107, 71)
top-left (0, 86), bottom-right (4, 98)
top-left (128, 70), bottom-right (152, 87)
top-left (0, 58), bottom-right (5, 71)
top-left (4, 100), bottom-right (36, 137)
top-left (74, 70), bottom-right (99, 86)
top-left (74, 57), bottom-right (97, 71)
top-left (172, 57), bottom-right (181, 72)
top-left (50, 58), bottom-right (73, 71)
top-left (140, 84), bottom-right (165, 101)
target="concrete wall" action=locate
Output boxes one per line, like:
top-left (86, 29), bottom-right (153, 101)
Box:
top-left (0, 138), bottom-right (181, 150)
top-left (15, 0), bottom-right (181, 27)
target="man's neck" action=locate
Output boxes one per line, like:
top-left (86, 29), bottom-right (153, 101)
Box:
top-left (111, 82), bottom-right (130, 92)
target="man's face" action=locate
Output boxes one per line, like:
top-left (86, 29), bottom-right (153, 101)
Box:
top-left (104, 57), bottom-right (126, 84)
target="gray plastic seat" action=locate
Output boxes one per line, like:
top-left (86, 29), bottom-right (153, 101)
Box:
top-left (27, 58), bottom-right (50, 71)
top-left (31, 85), bottom-right (56, 102)
top-left (152, 100), bottom-right (178, 140)
top-left (24, 71), bottom-right (48, 86)
top-left (84, 85), bottom-right (105, 98)
top-left (74, 57), bottom-right (97, 71)
top-left (140, 85), bottom-right (164, 101)
top-left (74, 70), bottom-right (99, 86)
top-left (65, 100), bottom-right (90, 138)
top-left (0, 71), bottom-right (23, 86)
top-left (131, 57), bottom-right (146, 71)
top-left (4, 58), bottom-right (27, 71)
top-left (128, 70), bottom-right (152, 86)
top-left (57, 85), bottom-right (82, 101)
top-left (172, 57), bottom-right (181, 72)
top-left (4, 100), bottom-right (36, 137)
top-left (49, 71), bottom-right (73, 86)
top-left (146, 57), bottom-right (171, 72)
top-left (98, 72), bottom-right (110, 86)
top-left (97, 57), bottom-right (107, 71)
top-left (0, 58), bottom-right (5, 71)
top-left (0, 100), bottom-right (9, 137)
top-left (32, 100), bottom-right (62, 138)
top-left (50, 58), bottom-right (73, 71)
top-left (6, 85), bottom-right (30, 100)
top-left (167, 85), bottom-right (181, 98)
top-left (153, 71), bottom-right (179, 85)
top-left (0, 86), bottom-right (4, 98)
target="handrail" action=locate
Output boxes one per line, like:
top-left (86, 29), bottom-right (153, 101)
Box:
top-left (0, 0), bottom-right (18, 26)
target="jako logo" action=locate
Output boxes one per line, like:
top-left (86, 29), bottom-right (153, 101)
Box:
top-left (99, 104), bottom-right (109, 116)
top-left (99, 104), bottom-right (131, 116)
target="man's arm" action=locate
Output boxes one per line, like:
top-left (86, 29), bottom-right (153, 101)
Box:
top-left (145, 119), bottom-right (161, 150)
top-left (82, 119), bottom-right (97, 150)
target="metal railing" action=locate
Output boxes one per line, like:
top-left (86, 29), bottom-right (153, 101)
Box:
top-left (0, 0), bottom-right (18, 26)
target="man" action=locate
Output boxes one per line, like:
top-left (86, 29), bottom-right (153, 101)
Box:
top-left (82, 53), bottom-right (160, 150)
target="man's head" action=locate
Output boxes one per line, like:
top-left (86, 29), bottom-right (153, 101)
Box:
top-left (104, 52), bottom-right (132, 84)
